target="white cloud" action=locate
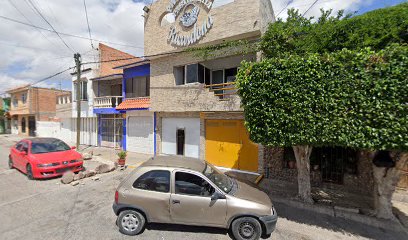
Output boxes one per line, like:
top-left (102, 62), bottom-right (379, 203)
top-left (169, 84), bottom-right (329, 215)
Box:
top-left (271, 0), bottom-right (375, 20)
top-left (0, 0), bottom-right (145, 94)
top-left (0, 0), bottom-right (382, 95)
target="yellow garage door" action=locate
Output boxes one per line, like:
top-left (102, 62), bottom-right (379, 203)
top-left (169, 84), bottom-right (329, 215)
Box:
top-left (205, 120), bottom-right (258, 172)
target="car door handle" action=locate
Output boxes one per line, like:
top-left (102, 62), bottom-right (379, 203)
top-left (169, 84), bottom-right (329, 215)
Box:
top-left (172, 199), bottom-right (180, 204)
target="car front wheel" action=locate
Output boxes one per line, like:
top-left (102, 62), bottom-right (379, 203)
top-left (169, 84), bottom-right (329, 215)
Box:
top-left (231, 217), bottom-right (262, 240)
top-left (8, 156), bottom-right (13, 169)
top-left (26, 164), bottom-right (34, 180)
top-left (118, 210), bottom-right (145, 236)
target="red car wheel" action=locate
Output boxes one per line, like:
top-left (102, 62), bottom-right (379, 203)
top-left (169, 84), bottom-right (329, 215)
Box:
top-left (8, 156), bottom-right (14, 169)
top-left (26, 164), bottom-right (34, 180)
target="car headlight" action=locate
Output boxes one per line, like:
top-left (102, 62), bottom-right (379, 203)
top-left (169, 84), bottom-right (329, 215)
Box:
top-left (271, 206), bottom-right (276, 215)
top-left (37, 163), bottom-right (60, 167)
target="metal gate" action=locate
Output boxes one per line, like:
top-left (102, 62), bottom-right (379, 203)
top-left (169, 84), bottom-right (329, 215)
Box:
top-left (100, 114), bottom-right (123, 149)
top-left (310, 147), bottom-right (357, 184)
top-left (205, 119), bottom-right (258, 172)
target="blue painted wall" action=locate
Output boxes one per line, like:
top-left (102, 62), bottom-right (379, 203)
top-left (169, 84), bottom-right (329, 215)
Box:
top-left (123, 63), bottom-right (150, 80)
top-left (93, 108), bottom-right (121, 114)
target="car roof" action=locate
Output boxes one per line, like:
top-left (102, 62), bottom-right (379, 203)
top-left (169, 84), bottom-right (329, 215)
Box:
top-left (141, 155), bottom-right (206, 172)
top-left (24, 138), bottom-right (64, 143)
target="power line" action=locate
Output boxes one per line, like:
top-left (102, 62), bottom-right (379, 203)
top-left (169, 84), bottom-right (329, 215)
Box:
top-left (82, 39), bottom-right (261, 66)
top-left (83, 0), bottom-right (94, 49)
top-left (0, 66), bottom-right (75, 96)
top-left (6, 0), bottom-right (64, 53)
top-left (276, 0), bottom-right (337, 18)
top-left (25, 0), bottom-right (75, 53)
top-left (0, 15), bottom-right (144, 50)
top-left (303, 0), bottom-right (320, 16)
top-left (275, 0), bottom-right (293, 18)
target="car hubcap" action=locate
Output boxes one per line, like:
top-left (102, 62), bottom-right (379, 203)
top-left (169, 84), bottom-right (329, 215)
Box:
top-left (239, 222), bottom-right (255, 239)
top-left (27, 166), bottom-right (32, 178)
top-left (122, 214), bottom-right (139, 232)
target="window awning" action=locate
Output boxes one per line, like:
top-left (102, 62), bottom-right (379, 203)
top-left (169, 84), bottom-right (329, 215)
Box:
top-left (91, 74), bottom-right (123, 81)
top-left (116, 97), bottom-right (150, 110)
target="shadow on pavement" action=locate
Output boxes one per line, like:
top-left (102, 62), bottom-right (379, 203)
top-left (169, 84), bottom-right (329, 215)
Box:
top-left (275, 201), bottom-right (408, 240)
top-left (146, 223), bottom-right (228, 235)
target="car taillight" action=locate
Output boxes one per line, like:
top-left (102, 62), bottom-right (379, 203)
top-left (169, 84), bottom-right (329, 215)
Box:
top-left (115, 190), bottom-right (119, 204)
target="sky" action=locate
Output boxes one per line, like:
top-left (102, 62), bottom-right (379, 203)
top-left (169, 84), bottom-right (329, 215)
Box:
top-left (0, 0), bottom-right (406, 95)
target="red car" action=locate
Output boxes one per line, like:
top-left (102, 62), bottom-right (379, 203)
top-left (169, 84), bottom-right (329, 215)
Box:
top-left (8, 138), bottom-right (84, 180)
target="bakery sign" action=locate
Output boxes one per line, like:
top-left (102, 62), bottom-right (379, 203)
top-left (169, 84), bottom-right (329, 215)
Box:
top-left (166, 0), bottom-right (214, 47)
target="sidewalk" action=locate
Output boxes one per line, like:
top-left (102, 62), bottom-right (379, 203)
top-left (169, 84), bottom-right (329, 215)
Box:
top-left (77, 145), bottom-right (152, 168)
top-left (259, 178), bottom-right (408, 233)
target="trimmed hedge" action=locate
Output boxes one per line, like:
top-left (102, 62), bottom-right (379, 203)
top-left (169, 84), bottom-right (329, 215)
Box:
top-left (236, 45), bottom-right (408, 150)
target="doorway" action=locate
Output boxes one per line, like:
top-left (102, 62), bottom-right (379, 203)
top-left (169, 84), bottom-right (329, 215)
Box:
top-left (205, 120), bottom-right (258, 172)
top-left (100, 114), bottom-right (123, 148)
top-left (28, 116), bottom-right (36, 136)
top-left (21, 117), bottom-right (26, 134)
top-left (176, 129), bottom-right (185, 155)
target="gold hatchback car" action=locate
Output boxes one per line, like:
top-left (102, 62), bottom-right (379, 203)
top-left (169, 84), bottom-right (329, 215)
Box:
top-left (112, 156), bottom-right (277, 240)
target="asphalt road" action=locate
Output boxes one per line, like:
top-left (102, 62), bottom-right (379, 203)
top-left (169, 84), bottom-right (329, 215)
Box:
top-left (0, 135), bottom-right (406, 240)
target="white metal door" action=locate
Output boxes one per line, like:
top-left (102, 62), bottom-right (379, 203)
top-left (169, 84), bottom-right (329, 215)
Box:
top-left (127, 116), bottom-right (154, 154)
top-left (162, 118), bottom-right (200, 158)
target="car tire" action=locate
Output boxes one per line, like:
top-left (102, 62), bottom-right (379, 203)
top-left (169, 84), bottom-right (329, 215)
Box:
top-left (231, 217), bottom-right (262, 240)
top-left (8, 156), bottom-right (14, 169)
top-left (26, 164), bottom-right (34, 180)
top-left (118, 210), bottom-right (146, 236)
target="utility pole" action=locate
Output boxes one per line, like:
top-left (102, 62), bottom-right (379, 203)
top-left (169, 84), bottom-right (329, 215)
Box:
top-left (74, 53), bottom-right (82, 149)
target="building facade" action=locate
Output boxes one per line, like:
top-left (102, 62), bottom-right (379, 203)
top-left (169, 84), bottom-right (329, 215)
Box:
top-left (0, 97), bottom-right (11, 134)
top-left (115, 60), bottom-right (154, 155)
top-left (144, 0), bottom-right (275, 172)
top-left (6, 86), bottom-right (68, 136)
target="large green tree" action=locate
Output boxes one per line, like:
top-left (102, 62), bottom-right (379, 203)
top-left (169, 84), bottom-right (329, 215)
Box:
top-left (237, 44), bottom-right (408, 218)
top-left (261, 3), bottom-right (408, 58)
top-left (236, 3), bottom-right (408, 217)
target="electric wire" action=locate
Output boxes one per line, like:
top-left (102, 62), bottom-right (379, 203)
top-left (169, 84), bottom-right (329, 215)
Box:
top-left (6, 0), bottom-right (63, 52)
top-left (0, 15), bottom-right (144, 50)
top-left (303, 0), bottom-right (320, 16)
top-left (0, 66), bottom-right (75, 96)
top-left (83, 0), bottom-right (94, 49)
top-left (275, 0), bottom-right (293, 18)
top-left (25, 0), bottom-right (75, 53)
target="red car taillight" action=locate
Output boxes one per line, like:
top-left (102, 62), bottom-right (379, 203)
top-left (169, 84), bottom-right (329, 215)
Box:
top-left (115, 190), bottom-right (119, 204)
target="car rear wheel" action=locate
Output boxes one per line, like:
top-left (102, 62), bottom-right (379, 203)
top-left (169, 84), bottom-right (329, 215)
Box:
top-left (26, 164), bottom-right (34, 180)
top-left (118, 210), bottom-right (145, 236)
top-left (8, 156), bottom-right (14, 169)
top-left (231, 217), bottom-right (262, 240)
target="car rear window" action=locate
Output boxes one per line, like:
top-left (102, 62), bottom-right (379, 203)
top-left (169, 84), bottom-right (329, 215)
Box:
top-left (133, 170), bottom-right (170, 193)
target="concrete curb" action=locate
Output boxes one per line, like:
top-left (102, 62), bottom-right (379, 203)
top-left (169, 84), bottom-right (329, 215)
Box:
top-left (272, 196), bottom-right (407, 233)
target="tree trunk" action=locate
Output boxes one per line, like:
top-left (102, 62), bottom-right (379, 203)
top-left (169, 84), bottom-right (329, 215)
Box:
top-left (372, 151), bottom-right (408, 219)
top-left (293, 145), bottom-right (314, 204)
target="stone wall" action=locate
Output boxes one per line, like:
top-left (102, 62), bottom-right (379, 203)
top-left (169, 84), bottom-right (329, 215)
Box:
top-left (144, 0), bottom-right (272, 56)
top-left (150, 53), bottom-right (256, 112)
top-left (264, 146), bottom-right (374, 195)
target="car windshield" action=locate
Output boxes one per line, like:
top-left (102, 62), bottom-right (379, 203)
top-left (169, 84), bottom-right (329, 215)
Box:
top-left (31, 139), bottom-right (71, 154)
top-left (203, 163), bottom-right (233, 194)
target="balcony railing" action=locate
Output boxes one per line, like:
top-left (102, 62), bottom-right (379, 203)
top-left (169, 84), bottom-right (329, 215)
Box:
top-left (205, 82), bottom-right (237, 99)
top-left (94, 96), bottom-right (123, 108)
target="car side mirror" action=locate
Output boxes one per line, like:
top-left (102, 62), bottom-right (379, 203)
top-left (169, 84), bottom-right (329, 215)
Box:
top-left (211, 191), bottom-right (226, 201)
top-left (21, 150), bottom-right (27, 155)
top-left (71, 146), bottom-right (76, 150)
